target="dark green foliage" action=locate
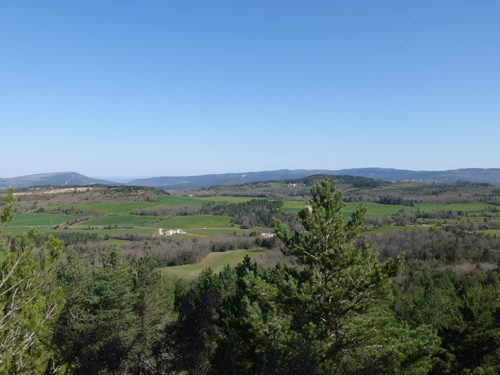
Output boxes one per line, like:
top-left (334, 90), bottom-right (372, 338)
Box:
top-left (208, 179), bottom-right (440, 374)
top-left (201, 199), bottom-right (284, 228)
top-left (27, 231), bottom-right (102, 247)
top-left (368, 228), bottom-right (500, 264)
top-left (0, 188), bottom-right (64, 374)
top-left (378, 195), bottom-right (416, 206)
top-left (287, 174), bottom-right (386, 188)
top-left (51, 247), bottom-right (175, 374)
top-left (394, 265), bottom-right (500, 374)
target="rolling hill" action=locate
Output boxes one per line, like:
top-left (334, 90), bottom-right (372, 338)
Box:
top-left (128, 168), bottom-right (500, 188)
top-left (2, 168), bottom-right (500, 190)
top-left (0, 172), bottom-right (117, 189)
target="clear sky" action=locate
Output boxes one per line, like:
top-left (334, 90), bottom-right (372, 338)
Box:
top-left (1, 1), bottom-right (499, 178)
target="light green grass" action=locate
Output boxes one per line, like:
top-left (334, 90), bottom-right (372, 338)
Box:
top-left (186, 228), bottom-right (249, 236)
top-left (152, 215), bottom-right (233, 229)
top-left (1, 226), bottom-right (157, 237)
top-left (364, 224), bottom-right (430, 235)
top-left (416, 203), bottom-right (491, 213)
top-left (9, 213), bottom-right (81, 227)
top-left (282, 200), bottom-right (306, 212)
top-left (46, 202), bottom-right (157, 214)
top-left (82, 215), bottom-right (159, 226)
top-left (71, 227), bottom-right (157, 236)
top-left (480, 229), bottom-right (500, 236)
top-left (196, 196), bottom-right (265, 203)
top-left (161, 249), bottom-right (264, 279)
top-left (282, 201), bottom-right (414, 217)
top-left (154, 196), bottom-right (206, 206)
top-left (358, 202), bottom-right (416, 217)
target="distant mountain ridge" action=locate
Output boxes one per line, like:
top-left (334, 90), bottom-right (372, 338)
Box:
top-left (0, 172), bottom-right (117, 189)
top-left (2, 168), bottom-right (500, 190)
top-left (127, 168), bottom-right (500, 188)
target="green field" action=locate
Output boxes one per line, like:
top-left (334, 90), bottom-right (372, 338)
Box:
top-left (9, 213), bottom-right (81, 227)
top-left (355, 202), bottom-right (416, 217)
top-left (284, 201), bottom-right (495, 218)
top-left (161, 249), bottom-right (264, 279)
top-left (416, 203), bottom-right (491, 213)
top-left (186, 228), bottom-right (250, 236)
top-left (152, 215), bottom-right (233, 229)
top-left (47, 202), bottom-right (157, 214)
top-left (365, 224), bottom-right (431, 235)
top-left (155, 195), bottom-right (206, 206)
top-left (1, 226), bottom-right (158, 237)
top-left (196, 196), bottom-right (265, 203)
top-left (282, 201), bottom-right (415, 217)
top-left (282, 200), bottom-right (306, 212)
top-left (82, 215), bottom-right (159, 227)
top-left (62, 227), bottom-right (157, 236)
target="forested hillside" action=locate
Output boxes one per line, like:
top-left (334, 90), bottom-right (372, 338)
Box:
top-left (1, 178), bottom-right (500, 374)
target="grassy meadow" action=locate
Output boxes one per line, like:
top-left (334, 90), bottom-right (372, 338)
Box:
top-left (151, 215), bottom-right (233, 229)
top-left (10, 213), bottom-right (81, 227)
top-left (82, 215), bottom-right (159, 227)
top-left (161, 249), bottom-right (264, 279)
top-left (46, 202), bottom-right (156, 214)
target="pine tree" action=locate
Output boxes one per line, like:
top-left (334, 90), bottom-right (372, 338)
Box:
top-left (213, 179), bottom-right (440, 374)
top-left (0, 188), bottom-right (63, 374)
top-left (270, 179), bottom-right (439, 374)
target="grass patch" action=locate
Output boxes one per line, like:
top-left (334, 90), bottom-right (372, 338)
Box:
top-left (83, 215), bottom-right (158, 226)
top-left (364, 224), bottom-right (428, 235)
top-left (152, 215), bottom-right (233, 229)
top-left (282, 201), bottom-right (414, 217)
top-left (416, 203), bottom-right (491, 213)
top-left (186, 228), bottom-right (250, 236)
top-left (9, 213), bottom-right (81, 227)
top-left (154, 196), bottom-right (206, 206)
top-left (196, 196), bottom-right (264, 203)
top-left (480, 229), bottom-right (500, 236)
top-left (161, 249), bottom-right (264, 280)
top-left (46, 202), bottom-right (157, 215)
top-left (358, 202), bottom-right (416, 217)
top-left (62, 227), bottom-right (157, 236)
top-left (282, 200), bottom-right (306, 212)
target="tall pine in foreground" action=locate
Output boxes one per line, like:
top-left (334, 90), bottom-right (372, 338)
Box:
top-left (0, 188), bottom-right (63, 374)
top-left (214, 179), bottom-right (440, 374)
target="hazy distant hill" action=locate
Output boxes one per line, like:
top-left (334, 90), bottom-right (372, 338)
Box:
top-left (128, 170), bottom-right (336, 189)
top-left (3, 168), bottom-right (500, 190)
top-left (128, 168), bottom-right (500, 188)
top-left (0, 172), bottom-right (117, 189)
top-left (332, 168), bottom-right (500, 185)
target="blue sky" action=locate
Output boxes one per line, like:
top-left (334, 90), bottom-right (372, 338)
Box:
top-left (1, 1), bottom-right (499, 178)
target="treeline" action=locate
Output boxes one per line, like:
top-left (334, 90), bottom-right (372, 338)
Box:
top-left (133, 199), bottom-right (297, 230)
top-left (200, 199), bottom-right (285, 228)
top-left (132, 199), bottom-right (298, 229)
top-left (131, 205), bottom-right (201, 218)
top-left (42, 247), bottom-right (500, 375)
top-left (363, 227), bottom-right (500, 264)
top-left (364, 207), bottom-right (500, 229)
top-left (288, 174), bottom-right (386, 188)
top-left (9, 231), bottom-right (107, 249)
top-left (343, 181), bottom-right (500, 205)
top-left (393, 262), bottom-right (500, 374)
top-left (377, 195), bottom-right (417, 206)
top-left (65, 233), bottom-right (282, 267)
